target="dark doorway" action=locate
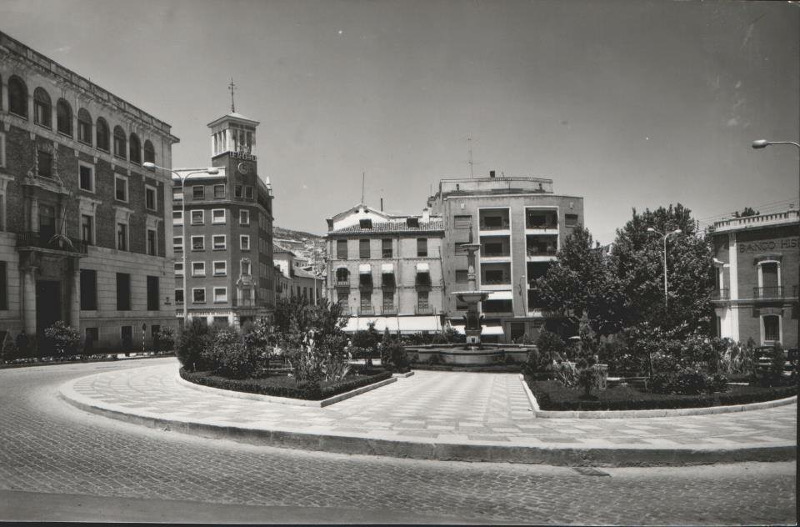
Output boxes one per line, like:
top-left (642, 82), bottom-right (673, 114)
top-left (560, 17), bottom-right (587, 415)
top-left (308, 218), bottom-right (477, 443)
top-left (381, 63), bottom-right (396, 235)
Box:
top-left (36, 280), bottom-right (61, 334)
top-left (36, 280), bottom-right (62, 354)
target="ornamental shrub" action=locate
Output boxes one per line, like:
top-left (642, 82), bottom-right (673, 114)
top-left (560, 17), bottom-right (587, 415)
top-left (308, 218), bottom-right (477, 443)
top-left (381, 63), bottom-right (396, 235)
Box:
top-left (44, 321), bottom-right (81, 358)
top-left (176, 319), bottom-right (213, 372)
top-left (203, 328), bottom-right (261, 379)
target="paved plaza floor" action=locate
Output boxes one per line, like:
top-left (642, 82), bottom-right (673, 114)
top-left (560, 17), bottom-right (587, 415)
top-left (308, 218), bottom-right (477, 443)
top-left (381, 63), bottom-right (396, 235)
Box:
top-left (60, 360), bottom-right (797, 466)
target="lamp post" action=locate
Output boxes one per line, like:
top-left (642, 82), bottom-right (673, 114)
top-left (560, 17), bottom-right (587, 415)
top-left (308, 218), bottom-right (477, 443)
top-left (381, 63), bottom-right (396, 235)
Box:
top-left (647, 227), bottom-right (682, 309)
top-left (752, 139), bottom-right (800, 214)
top-left (144, 162), bottom-right (219, 327)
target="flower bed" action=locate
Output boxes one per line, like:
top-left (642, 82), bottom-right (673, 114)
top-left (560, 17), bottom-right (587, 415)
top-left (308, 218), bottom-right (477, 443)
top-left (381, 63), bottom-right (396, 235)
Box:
top-left (526, 375), bottom-right (797, 411)
top-left (180, 368), bottom-right (392, 401)
top-left (413, 364), bottom-right (523, 373)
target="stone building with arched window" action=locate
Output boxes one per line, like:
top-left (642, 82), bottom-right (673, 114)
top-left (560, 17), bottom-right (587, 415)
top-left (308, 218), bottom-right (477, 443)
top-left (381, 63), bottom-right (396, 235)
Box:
top-left (0, 30), bottom-right (179, 353)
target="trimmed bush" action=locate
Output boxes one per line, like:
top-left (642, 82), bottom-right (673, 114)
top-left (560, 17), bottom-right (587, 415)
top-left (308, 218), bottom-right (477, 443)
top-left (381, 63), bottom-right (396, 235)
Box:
top-left (180, 368), bottom-right (392, 400)
top-left (527, 376), bottom-right (796, 411)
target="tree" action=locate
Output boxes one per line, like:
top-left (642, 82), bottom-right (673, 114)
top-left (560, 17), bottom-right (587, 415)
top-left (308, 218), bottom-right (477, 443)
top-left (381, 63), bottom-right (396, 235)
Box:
top-left (533, 226), bottom-right (625, 336)
top-left (734, 207), bottom-right (759, 218)
top-left (610, 204), bottom-right (714, 335)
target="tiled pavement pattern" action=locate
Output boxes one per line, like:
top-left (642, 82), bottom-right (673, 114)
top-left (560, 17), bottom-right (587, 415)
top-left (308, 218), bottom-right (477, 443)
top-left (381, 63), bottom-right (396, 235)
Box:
top-left (66, 361), bottom-right (797, 449)
top-left (0, 359), bottom-right (796, 524)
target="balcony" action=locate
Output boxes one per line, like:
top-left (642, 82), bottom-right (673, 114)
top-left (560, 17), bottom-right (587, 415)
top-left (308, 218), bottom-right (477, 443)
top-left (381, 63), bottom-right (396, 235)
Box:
top-left (359, 306), bottom-right (375, 316)
top-left (16, 231), bottom-right (88, 255)
top-left (382, 305), bottom-right (397, 315)
top-left (479, 209), bottom-right (510, 232)
top-left (711, 289), bottom-right (730, 301)
top-left (525, 211), bottom-right (558, 230)
top-left (334, 279), bottom-right (350, 288)
top-left (526, 236), bottom-right (557, 257)
top-left (753, 287), bottom-right (784, 300)
top-left (416, 305), bottom-right (434, 315)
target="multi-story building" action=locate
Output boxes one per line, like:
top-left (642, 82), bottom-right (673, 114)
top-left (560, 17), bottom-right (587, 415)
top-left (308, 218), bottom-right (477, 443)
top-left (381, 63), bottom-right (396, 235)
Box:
top-left (427, 172), bottom-right (584, 342)
top-left (0, 30), bottom-right (179, 351)
top-left (172, 111), bottom-right (274, 328)
top-left (273, 243), bottom-right (323, 303)
top-left (711, 209), bottom-right (798, 348)
top-left (325, 204), bottom-right (446, 334)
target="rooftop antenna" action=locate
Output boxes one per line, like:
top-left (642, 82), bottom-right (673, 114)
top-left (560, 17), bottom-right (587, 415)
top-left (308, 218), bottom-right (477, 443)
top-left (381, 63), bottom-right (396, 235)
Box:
top-left (468, 134), bottom-right (474, 178)
top-left (361, 171), bottom-right (365, 205)
top-left (228, 78), bottom-right (237, 113)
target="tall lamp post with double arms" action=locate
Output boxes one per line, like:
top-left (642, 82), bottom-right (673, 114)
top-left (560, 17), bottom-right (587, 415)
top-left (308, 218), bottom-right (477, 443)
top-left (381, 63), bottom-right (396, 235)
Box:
top-left (647, 227), bottom-right (682, 309)
top-left (144, 162), bottom-right (219, 326)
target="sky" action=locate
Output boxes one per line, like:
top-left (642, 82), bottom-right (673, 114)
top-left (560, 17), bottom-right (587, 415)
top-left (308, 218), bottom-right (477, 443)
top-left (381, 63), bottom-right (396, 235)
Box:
top-left (2, 0), bottom-right (798, 243)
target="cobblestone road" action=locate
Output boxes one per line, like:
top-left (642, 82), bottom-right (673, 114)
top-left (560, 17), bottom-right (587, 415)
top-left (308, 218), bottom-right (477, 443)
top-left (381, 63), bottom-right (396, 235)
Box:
top-left (0, 360), bottom-right (796, 524)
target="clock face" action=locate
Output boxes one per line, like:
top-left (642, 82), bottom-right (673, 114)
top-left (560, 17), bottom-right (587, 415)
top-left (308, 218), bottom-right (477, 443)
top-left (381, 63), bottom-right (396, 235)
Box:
top-left (237, 162), bottom-right (251, 175)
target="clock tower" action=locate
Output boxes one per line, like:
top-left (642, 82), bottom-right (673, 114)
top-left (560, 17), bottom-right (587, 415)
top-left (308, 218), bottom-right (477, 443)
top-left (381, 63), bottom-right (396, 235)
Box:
top-left (208, 111), bottom-right (260, 181)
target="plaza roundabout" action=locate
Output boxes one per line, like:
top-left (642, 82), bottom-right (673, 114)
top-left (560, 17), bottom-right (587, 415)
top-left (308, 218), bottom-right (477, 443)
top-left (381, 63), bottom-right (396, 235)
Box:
top-left (60, 358), bottom-right (797, 467)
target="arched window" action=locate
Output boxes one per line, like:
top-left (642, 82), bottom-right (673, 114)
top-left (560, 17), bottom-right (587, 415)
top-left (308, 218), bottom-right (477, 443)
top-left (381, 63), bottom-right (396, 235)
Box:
top-left (113, 126), bottom-right (126, 159)
top-left (335, 268), bottom-right (350, 283)
top-left (143, 140), bottom-right (155, 164)
top-left (33, 87), bottom-right (52, 128)
top-left (96, 118), bottom-right (110, 151)
top-left (56, 99), bottom-right (73, 136)
top-left (77, 108), bottom-right (92, 145)
top-left (129, 133), bottom-right (141, 164)
top-left (8, 76), bottom-right (28, 118)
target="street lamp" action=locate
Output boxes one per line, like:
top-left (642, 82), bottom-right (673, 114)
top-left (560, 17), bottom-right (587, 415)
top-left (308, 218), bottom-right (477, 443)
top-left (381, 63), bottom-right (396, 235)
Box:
top-left (144, 162), bottom-right (219, 327)
top-left (647, 227), bottom-right (682, 309)
top-left (752, 139), bottom-right (800, 213)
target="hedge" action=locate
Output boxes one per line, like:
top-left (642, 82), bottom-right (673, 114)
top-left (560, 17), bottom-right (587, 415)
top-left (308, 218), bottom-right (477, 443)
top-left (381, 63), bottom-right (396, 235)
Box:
top-left (526, 375), bottom-right (798, 411)
top-left (180, 368), bottom-right (392, 400)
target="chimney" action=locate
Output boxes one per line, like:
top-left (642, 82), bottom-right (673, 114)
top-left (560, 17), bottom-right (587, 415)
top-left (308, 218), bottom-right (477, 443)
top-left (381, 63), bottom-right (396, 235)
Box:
top-left (489, 170), bottom-right (496, 178)
top-left (422, 208), bottom-right (430, 222)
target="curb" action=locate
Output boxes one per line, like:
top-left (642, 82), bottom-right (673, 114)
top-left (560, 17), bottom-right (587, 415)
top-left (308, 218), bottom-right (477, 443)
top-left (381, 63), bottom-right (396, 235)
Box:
top-left (177, 374), bottom-right (398, 408)
top-left (519, 374), bottom-right (798, 419)
top-left (59, 379), bottom-right (796, 467)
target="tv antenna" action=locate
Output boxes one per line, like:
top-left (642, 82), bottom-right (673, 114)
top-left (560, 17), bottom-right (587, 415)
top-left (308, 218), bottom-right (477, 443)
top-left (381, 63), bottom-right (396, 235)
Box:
top-left (467, 134), bottom-right (481, 178)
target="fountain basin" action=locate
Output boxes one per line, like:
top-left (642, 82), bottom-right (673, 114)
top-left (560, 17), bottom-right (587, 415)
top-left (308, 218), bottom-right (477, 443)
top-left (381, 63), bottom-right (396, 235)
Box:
top-left (407, 343), bottom-right (535, 366)
top-left (451, 290), bottom-right (493, 303)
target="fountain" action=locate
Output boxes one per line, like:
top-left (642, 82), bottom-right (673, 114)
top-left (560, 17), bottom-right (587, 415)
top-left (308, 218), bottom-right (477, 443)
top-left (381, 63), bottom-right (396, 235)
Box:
top-left (406, 226), bottom-right (535, 366)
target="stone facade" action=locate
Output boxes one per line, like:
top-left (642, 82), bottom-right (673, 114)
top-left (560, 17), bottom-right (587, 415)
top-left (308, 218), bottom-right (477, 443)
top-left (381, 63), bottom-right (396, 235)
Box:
top-left (0, 30), bottom-right (179, 351)
top-left (711, 210), bottom-right (799, 348)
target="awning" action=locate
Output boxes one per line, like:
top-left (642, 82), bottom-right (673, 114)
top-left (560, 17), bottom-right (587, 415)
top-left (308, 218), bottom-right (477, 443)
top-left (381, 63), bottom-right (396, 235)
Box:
top-left (343, 315), bottom-right (442, 334)
top-left (381, 263), bottom-right (394, 274)
top-left (359, 264), bottom-right (371, 274)
top-left (416, 262), bottom-right (430, 273)
top-left (486, 290), bottom-right (513, 301)
top-left (451, 325), bottom-right (505, 336)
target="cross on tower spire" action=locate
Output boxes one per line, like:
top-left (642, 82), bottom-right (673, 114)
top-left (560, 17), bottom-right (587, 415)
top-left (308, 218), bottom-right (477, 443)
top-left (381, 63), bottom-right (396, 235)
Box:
top-left (228, 78), bottom-right (237, 113)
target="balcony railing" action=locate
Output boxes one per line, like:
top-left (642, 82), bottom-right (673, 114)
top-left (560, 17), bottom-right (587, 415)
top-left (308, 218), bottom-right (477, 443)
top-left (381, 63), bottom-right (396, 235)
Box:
top-left (753, 287), bottom-right (784, 299)
top-left (16, 231), bottom-right (88, 255)
top-left (479, 221), bottom-right (510, 231)
top-left (481, 249), bottom-right (510, 258)
top-left (527, 246), bottom-right (557, 257)
top-left (382, 305), bottom-right (397, 315)
top-left (416, 306), bottom-right (434, 315)
top-left (483, 276), bottom-right (510, 285)
top-left (359, 306), bottom-right (374, 316)
top-left (712, 288), bottom-right (730, 300)
top-left (525, 218), bottom-right (557, 230)
top-left (334, 279), bottom-right (350, 288)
